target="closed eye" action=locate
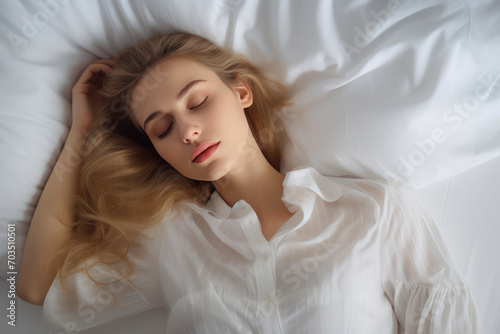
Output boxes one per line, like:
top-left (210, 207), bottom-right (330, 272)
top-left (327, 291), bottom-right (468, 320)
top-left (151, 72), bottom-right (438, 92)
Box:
top-left (157, 96), bottom-right (208, 139)
top-left (190, 96), bottom-right (208, 110)
top-left (158, 122), bottom-right (173, 139)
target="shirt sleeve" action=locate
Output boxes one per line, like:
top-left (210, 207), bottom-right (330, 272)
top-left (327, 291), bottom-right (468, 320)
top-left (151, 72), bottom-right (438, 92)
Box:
top-left (378, 184), bottom-right (482, 334)
top-left (43, 223), bottom-right (166, 331)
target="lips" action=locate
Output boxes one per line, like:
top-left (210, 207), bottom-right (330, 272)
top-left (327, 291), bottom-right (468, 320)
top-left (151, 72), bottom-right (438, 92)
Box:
top-left (191, 141), bottom-right (220, 163)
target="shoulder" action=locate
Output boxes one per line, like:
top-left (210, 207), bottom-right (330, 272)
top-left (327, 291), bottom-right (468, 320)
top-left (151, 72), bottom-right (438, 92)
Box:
top-left (286, 167), bottom-right (422, 223)
top-left (321, 173), bottom-right (399, 214)
top-left (285, 166), bottom-right (396, 199)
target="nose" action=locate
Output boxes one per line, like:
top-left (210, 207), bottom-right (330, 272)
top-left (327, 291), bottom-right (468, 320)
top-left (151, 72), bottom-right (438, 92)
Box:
top-left (180, 122), bottom-right (202, 144)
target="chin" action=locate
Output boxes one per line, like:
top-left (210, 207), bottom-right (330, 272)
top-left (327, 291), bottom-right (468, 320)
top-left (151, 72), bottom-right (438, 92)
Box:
top-left (182, 162), bottom-right (227, 183)
top-left (207, 164), bottom-right (231, 182)
top-left (206, 157), bottom-right (244, 183)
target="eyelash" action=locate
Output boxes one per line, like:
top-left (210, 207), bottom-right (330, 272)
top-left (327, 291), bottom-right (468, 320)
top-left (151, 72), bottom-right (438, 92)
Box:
top-left (157, 96), bottom-right (208, 139)
top-left (190, 96), bottom-right (208, 110)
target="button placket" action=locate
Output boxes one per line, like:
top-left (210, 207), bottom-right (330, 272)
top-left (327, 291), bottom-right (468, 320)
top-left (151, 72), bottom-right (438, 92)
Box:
top-left (253, 245), bottom-right (283, 333)
top-left (237, 205), bottom-right (283, 332)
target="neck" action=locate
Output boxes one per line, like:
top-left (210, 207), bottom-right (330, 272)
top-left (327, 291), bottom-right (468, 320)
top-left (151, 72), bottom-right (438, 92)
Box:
top-left (211, 135), bottom-right (287, 216)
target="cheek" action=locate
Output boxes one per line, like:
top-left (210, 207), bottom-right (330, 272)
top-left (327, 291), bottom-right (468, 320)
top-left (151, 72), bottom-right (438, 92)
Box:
top-left (212, 98), bottom-right (249, 132)
top-left (153, 141), bottom-right (180, 165)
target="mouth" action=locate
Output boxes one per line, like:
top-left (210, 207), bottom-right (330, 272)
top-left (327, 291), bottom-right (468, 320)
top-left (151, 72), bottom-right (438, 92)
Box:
top-left (191, 141), bottom-right (220, 163)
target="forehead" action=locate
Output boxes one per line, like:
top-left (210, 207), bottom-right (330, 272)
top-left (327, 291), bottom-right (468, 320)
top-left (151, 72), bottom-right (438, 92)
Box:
top-left (134, 57), bottom-right (213, 98)
top-left (130, 57), bottom-right (216, 119)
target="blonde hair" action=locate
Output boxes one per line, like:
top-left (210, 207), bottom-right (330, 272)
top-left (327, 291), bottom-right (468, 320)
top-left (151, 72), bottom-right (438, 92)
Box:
top-left (54, 32), bottom-right (292, 295)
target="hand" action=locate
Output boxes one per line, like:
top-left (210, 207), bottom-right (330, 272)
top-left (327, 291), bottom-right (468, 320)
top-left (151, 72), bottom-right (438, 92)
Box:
top-left (71, 57), bottom-right (118, 133)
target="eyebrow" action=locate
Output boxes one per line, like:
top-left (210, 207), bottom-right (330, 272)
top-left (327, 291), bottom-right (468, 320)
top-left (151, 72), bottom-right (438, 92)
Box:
top-left (143, 79), bottom-right (206, 130)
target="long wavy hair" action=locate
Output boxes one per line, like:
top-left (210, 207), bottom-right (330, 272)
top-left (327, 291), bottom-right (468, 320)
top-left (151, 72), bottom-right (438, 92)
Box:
top-left (53, 32), bottom-right (292, 295)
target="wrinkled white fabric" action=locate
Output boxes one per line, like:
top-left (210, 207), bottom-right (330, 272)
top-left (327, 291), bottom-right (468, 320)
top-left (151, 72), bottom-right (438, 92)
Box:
top-left (43, 167), bottom-right (480, 333)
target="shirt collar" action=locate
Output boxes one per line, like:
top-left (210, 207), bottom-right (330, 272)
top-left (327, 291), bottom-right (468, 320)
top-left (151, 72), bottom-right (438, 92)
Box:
top-left (202, 167), bottom-right (343, 220)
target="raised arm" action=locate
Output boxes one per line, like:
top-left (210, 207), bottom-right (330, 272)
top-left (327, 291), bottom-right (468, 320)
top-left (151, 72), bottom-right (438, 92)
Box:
top-left (17, 58), bottom-right (117, 305)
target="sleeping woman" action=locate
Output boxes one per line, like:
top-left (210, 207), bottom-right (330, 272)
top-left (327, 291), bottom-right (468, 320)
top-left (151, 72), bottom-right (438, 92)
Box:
top-left (17, 32), bottom-right (480, 333)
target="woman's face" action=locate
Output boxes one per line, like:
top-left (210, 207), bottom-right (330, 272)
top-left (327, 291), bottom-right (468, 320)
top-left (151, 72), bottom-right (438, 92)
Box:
top-left (131, 57), bottom-right (253, 181)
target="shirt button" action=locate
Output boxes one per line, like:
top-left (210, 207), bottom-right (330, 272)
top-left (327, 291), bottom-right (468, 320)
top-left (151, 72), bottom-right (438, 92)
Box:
top-left (263, 298), bottom-right (274, 306)
top-left (261, 298), bottom-right (276, 313)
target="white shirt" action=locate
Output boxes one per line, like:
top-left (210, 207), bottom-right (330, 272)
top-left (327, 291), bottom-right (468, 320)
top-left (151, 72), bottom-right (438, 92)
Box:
top-left (43, 167), bottom-right (481, 333)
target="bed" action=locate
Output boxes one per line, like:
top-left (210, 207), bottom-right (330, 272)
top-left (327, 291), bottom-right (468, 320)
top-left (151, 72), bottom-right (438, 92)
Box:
top-left (1, 0), bottom-right (499, 333)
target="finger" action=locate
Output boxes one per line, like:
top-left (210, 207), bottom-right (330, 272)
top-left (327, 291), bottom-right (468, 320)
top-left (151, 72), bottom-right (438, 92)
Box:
top-left (92, 58), bottom-right (119, 67)
top-left (76, 63), bottom-right (113, 86)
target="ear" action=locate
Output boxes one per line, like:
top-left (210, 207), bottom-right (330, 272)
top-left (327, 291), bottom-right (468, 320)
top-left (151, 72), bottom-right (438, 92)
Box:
top-left (233, 80), bottom-right (253, 108)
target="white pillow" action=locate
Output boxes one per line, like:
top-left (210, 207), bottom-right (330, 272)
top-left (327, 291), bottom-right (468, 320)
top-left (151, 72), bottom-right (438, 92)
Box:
top-left (276, 0), bottom-right (500, 187)
top-left (1, 0), bottom-right (499, 277)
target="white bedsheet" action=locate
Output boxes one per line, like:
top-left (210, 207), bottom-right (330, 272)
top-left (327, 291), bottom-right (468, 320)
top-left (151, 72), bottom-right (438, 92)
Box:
top-left (410, 156), bottom-right (500, 334)
top-left (1, 0), bottom-right (499, 332)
